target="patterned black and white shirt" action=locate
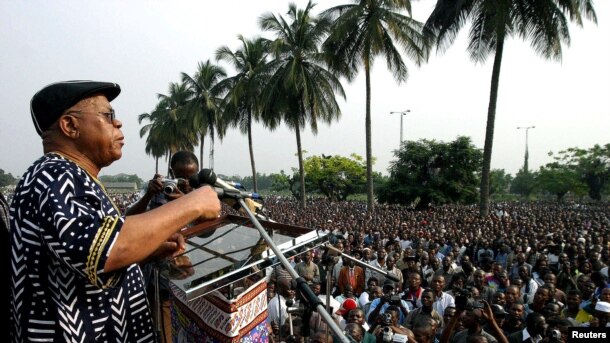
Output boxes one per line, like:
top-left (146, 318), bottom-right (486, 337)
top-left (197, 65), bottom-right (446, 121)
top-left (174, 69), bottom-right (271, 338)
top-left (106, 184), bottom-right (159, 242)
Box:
top-left (9, 153), bottom-right (154, 342)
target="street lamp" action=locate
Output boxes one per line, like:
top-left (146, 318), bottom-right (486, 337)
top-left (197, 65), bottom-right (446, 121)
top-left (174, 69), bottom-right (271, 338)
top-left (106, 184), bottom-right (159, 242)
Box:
top-left (516, 126), bottom-right (535, 172)
top-left (390, 109), bottom-right (411, 144)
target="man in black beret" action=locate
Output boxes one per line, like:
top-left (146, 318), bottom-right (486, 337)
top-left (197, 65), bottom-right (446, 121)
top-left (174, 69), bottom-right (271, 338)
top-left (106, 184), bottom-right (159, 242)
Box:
top-left (9, 81), bottom-right (221, 342)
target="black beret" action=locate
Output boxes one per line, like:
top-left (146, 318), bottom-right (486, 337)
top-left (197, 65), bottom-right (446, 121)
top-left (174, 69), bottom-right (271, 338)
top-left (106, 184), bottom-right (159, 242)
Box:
top-left (30, 80), bottom-right (121, 135)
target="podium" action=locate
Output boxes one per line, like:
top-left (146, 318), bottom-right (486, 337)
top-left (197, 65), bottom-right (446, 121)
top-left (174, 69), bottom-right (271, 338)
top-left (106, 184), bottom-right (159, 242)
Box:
top-left (164, 214), bottom-right (329, 342)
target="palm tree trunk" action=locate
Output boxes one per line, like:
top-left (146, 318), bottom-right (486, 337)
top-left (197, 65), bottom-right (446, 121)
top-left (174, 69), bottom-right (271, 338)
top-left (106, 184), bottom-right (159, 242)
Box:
top-left (364, 57), bottom-right (374, 213)
top-left (210, 126), bottom-right (215, 170)
top-left (479, 37), bottom-right (505, 217)
top-left (295, 123), bottom-right (306, 209)
top-left (155, 157), bottom-right (159, 174)
top-left (247, 110), bottom-right (258, 192)
top-left (199, 133), bottom-right (205, 169)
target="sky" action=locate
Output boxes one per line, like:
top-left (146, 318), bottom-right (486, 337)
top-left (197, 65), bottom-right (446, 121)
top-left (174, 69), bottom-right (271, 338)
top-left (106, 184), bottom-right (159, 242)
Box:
top-left (1, 0), bottom-right (608, 182)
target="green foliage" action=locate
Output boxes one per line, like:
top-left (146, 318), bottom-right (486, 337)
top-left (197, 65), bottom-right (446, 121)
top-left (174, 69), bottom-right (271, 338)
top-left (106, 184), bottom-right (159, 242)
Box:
top-left (323, 0), bottom-right (430, 212)
top-left (489, 169), bottom-right (512, 195)
top-left (98, 174), bottom-right (144, 188)
top-left (424, 0), bottom-right (597, 216)
top-left (550, 144), bottom-right (610, 200)
top-left (259, 1), bottom-right (345, 208)
top-left (378, 136), bottom-right (482, 208)
top-left (536, 163), bottom-right (586, 202)
top-left (303, 154), bottom-right (367, 201)
top-left (510, 169), bottom-right (537, 198)
top-left (0, 169), bottom-right (17, 187)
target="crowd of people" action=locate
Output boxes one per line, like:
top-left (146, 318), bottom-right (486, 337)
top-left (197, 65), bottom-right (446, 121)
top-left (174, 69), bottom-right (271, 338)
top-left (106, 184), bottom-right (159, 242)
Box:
top-left (256, 197), bottom-right (609, 342)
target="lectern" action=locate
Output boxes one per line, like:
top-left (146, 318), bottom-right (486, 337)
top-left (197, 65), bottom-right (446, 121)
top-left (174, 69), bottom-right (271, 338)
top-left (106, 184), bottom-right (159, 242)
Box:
top-left (165, 214), bottom-right (329, 342)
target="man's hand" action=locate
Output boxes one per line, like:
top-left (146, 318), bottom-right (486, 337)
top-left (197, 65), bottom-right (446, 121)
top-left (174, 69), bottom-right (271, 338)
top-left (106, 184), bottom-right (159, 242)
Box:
top-left (152, 232), bottom-right (186, 260)
top-left (146, 174), bottom-right (163, 197)
top-left (192, 186), bottom-right (222, 220)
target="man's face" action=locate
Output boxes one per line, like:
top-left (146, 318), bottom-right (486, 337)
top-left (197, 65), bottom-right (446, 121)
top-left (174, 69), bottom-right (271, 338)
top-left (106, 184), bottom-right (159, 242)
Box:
top-left (171, 162), bottom-right (198, 193)
top-left (474, 271), bottom-right (485, 285)
top-left (518, 266), bottom-right (529, 280)
top-left (303, 251), bottom-right (312, 263)
top-left (421, 292), bottom-right (434, 307)
top-left (493, 292), bottom-right (506, 305)
top-left (408, 273), bottom-right (421, 289)
top-left (505, 287), bottom-right (519, 303)
top-left (566, 294), bottom-right (581, 310)
top-left (510, 304), bottom-right (525, 320)
top-left (413, 327), bottom-right (433, 343)
top-left (347, 310), bottom-right (365, 325)
top-left (596, 310), bottom-right (610, 327)
top-left (431, 276), bottom-right (444, 292)
top-left (601, 288), bottom-right (610, 302)
top-left (67, 94), bottom-right (124, 168)
top-left (542, 304), bottom-right (561, 319)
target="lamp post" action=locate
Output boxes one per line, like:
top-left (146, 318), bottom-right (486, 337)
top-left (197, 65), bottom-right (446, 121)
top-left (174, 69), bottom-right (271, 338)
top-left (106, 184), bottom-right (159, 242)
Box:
top-left (516, 126), bottom-right (535, 172)
top-left (390, 109), bottom-right (411, 144)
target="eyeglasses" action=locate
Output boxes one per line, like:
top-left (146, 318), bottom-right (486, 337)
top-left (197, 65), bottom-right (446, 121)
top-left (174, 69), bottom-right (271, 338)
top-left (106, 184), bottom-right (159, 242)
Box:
top-left (66, 109), bottom-right (116, 124)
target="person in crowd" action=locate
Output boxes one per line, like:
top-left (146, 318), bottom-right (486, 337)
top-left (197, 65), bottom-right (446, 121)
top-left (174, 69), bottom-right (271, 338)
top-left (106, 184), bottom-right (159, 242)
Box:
top-left (337, 256), bottom-right (365, 296)
top-left (295, 250), bottom-right (321, 283)
top-left (125, 150), bottom-right (200, 342)
top-left (503, 304), bottom-right (526, 336)
top-left (367, 280), bottom-right (410, 325)
top-left (405, 288), bottom-right (444, 330)
top-left (506, 312), bottom-right (546, 343)
top-left (431, 275), bottom-right (456, 317)
top-left (402, 272), bottom-right (425, 311)
top-left (562, 289), bottom-right (592, 324)
top-left (519, 266), bottom-right (538, 304)
top-left (269, 279), bottom-right (297, 328)
top-left (509, 254), bottom-right (532, 280)
top-left (9, 81), bottom-right (220, 341)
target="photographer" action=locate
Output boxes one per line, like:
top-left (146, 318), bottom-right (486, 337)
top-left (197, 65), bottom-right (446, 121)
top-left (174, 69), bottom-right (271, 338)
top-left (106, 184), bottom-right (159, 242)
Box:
top-left (367, 280), bottom-right (410, 325)
top-left (371, 307), bottom-right (415, 343)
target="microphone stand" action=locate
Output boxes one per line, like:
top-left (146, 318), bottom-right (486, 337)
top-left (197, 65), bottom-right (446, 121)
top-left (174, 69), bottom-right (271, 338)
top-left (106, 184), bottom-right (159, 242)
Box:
top-left (235, 197), bottom-right (350, 343)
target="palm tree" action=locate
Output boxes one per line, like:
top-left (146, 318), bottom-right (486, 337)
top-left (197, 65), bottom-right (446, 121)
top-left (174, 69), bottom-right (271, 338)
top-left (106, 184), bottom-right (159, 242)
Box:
top-left (260, 1), bottom-right (346, 208)
top-left (138, 82), bottom-right (197, 175)
top-left (181, 61), bottom-right (228, 169)
top-left (216, 35), bottom-right (271, 192)
top-left (322, 0), bottom-right (429, 213)
top-left (424, 0), bottom-right (597, 216)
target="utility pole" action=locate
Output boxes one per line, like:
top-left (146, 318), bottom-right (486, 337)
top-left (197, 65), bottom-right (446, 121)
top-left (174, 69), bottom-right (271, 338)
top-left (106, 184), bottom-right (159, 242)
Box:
top-left (516, 126), bottom-right (535, 172)
top-left (389, 109), bottom-right (411, 145)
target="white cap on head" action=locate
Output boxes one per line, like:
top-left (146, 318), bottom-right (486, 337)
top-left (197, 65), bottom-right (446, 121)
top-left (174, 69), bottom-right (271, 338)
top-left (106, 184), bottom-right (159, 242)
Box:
top-left (595, 301), bottom-right (610, 313)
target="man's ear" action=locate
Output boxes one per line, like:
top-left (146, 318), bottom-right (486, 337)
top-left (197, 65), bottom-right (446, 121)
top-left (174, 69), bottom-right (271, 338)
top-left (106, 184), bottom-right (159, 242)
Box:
top-left (57, 114), bottom-right (79, 139)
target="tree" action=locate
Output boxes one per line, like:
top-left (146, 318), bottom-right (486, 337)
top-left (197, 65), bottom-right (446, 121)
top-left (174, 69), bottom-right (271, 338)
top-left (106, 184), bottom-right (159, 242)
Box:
top-left (99, 174), bottom-right (144, 188)
top-left (378, 136), bottom-right (482, 209)
top-left (0, 169), bottom-right (17, 187)
top-left (138, 82), bottom-right (197, 174)
top-left (260, 1), bottom-right (345, 209)
top-left (304, 154), bottom-right (367, 201)
top-left (510, 168), bottom-right (537, 198)
top-left (216, 36), bottom-right (271, 192)
top-left (270, 169), bottom-right (303, 200)
top-left (489, 169), bottom-right (512, 196)
top-left (551, 144), bottom-right (610, 200)
top-left (424, 0), bottom-right (597, 216)
top-left (323, 0), bottom-right (429, 213)
top-left (181, 60), bottom-right (228, 169)
top-left (536, 163), bottom-right (586, 202)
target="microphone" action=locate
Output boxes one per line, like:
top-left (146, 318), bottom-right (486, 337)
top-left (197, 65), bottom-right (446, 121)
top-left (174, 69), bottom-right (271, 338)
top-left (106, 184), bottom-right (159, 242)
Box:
top-left (189, 169), bottom-right (263, 200)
